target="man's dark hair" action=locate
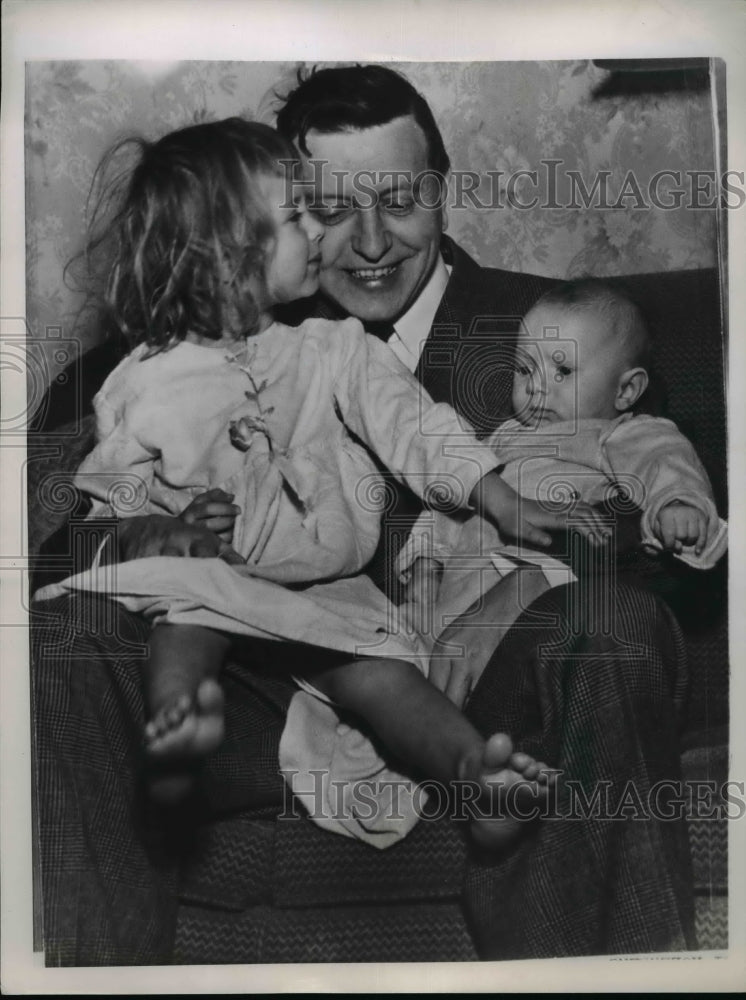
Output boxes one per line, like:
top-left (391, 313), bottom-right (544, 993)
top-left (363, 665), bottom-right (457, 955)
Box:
top-left (276, 64), bottom-right (451, 177)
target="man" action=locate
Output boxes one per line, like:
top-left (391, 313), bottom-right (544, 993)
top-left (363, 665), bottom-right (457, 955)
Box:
top-left (31, 64), bottom-right (695, 963)
top-left (274, 66), bottom-right (695, 957)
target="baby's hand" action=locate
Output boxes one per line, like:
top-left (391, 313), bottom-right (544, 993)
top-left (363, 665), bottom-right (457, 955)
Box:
top-left (471, 472), bottom-right (611, 550)
top-left (654, 501), bottom-right (708, 556)
top-left (181, 488), bottom-right (240, 543)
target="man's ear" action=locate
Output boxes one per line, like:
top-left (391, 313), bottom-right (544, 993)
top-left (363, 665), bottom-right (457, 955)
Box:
top-left (615, 367), bottom-right (649, 412)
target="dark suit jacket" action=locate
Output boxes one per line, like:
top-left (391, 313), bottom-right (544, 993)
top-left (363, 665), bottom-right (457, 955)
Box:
top-left (364, 236), bottom-right (555, 595)
top-left (417, 236), bottom-right (553, 432)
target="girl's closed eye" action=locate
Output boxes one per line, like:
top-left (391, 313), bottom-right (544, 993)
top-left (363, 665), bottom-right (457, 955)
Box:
top-left (287, 195), bottom-right (309, 223)
top-left (312, 204), bottom-right (352, 226)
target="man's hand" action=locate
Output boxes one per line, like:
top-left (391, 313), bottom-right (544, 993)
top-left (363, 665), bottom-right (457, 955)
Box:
top-left (113, 514), bottom-right (225, 562)
top-left (428, 639), bottom-right (476, 709)
top-left (427, 564), bottom-right (551, 708)
top-left (654, 501), bottom-right (708, 556)
top-left (180, 488), bottom-right (240, 543)
top-left (469, 472), bottom-right (611, 550)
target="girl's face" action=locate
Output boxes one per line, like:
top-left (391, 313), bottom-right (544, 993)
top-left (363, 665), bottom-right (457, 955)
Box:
top-left (257, 173), bottom-right (324, 311)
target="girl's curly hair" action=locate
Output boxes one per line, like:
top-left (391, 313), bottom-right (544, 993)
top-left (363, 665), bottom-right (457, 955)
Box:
top-left (71, 118), bottom-right (300, 352)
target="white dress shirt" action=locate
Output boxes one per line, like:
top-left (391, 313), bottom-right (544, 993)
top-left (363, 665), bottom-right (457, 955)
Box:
top-left (385, 256), bottom-right (452, 372)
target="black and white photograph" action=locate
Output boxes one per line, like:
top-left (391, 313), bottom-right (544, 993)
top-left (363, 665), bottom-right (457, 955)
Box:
top-left (2, 0), bottom-right (744, 992)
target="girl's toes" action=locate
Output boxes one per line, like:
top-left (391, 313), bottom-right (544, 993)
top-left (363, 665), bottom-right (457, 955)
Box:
top-left (509, 750), bottom-right (533, 773)
top-left (146, 712), bottom-right (169, 741)
top-left (162, 698), bottom-right (187, 728)
top-left (483, 733), bottom-right (513, 770)
top-left (195, 678), bottom-right (225, 714)
top-left (522, 761), bottom-right (540, 780)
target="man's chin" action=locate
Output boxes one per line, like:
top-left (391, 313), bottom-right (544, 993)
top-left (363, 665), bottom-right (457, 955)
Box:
top-left (321, 274), bottom-right (413, 325)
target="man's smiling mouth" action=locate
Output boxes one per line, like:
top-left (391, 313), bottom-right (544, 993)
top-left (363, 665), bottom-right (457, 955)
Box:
top-left (348, 264), bottom-right (399, 281)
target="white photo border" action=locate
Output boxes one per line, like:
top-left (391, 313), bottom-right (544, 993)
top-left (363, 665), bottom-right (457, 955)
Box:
top-left (2, 0), bottom-right (744, 992)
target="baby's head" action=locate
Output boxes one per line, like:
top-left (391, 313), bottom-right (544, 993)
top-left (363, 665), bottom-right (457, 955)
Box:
top-left (512, 279), bottom-right (651, 427)
top-left (86, 118), bottom-right (311, 350)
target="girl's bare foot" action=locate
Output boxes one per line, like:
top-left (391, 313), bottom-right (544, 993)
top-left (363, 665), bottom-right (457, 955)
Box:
top-left (467, 733), bottom-right (556, 850)
top-left (144, 679), bottom-right (225, 805)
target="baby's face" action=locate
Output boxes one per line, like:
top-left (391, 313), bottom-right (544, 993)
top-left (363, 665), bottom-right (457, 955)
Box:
top-left (512, 304), bottom-right (627, 427)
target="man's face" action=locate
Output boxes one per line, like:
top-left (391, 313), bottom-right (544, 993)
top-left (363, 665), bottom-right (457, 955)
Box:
top-left (299, 116), bottom-right (445, 324)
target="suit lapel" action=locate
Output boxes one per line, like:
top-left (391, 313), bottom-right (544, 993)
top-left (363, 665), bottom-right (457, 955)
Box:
top-left (415, 237), bottom-right (476, 407)
top-left (417, 237), bottom-right (554, 435)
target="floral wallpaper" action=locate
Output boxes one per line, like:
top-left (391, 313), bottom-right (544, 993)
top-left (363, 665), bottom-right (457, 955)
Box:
top-left (25, 60), bottom-right (718, 390)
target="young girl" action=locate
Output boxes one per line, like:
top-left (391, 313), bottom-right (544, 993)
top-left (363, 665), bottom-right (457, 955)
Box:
top-left (38, 118), bottom-right (582, 848)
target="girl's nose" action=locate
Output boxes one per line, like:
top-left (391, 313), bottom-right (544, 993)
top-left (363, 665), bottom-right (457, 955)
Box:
top-left (303, 210), bottom-right (324, 243)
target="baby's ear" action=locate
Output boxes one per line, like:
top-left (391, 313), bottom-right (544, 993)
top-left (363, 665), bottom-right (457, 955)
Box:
top-left (615, 367), bottom-right (649, 412)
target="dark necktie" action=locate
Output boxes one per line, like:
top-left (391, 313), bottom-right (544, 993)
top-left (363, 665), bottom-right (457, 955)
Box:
top-left (364, 321), bottom-right (396, 342)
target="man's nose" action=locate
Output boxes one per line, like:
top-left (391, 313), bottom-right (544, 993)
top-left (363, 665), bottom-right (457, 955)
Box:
top-left (351, 208), bottom-right (393, 261)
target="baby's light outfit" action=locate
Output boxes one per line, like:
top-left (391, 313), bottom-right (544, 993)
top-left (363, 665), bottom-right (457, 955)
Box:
top-left (398, 414), bottom-right (728, 646)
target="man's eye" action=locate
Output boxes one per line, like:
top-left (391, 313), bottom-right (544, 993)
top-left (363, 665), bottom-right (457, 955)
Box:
top-left (382, 199), bottom-right (414, 215)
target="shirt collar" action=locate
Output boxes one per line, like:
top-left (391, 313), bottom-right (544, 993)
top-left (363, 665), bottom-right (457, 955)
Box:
top-left (386, 255), bottom-right (451, 372)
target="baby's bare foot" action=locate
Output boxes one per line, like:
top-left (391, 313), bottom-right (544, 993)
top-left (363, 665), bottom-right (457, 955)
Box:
top-left (144, 679), bottom-right (225, 805)
top-left (468, 733), bottom-right (556, 851)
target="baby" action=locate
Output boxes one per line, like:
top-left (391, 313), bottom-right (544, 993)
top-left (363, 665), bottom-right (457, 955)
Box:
top-left (401, 279), bottom-right (727, 684)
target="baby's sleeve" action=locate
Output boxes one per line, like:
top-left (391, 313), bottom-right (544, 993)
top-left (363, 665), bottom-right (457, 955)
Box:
top-left (599, 416), bottom-right (727, 569)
